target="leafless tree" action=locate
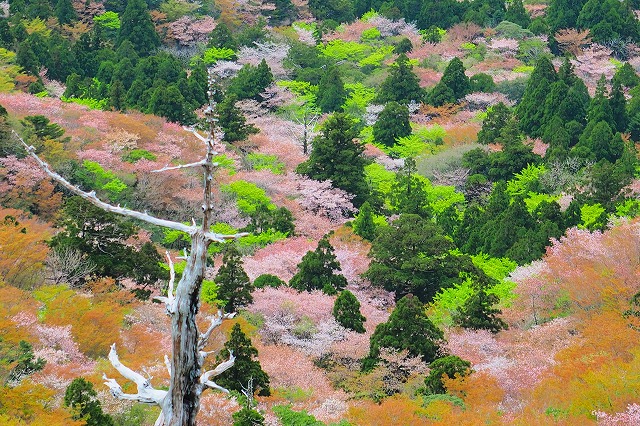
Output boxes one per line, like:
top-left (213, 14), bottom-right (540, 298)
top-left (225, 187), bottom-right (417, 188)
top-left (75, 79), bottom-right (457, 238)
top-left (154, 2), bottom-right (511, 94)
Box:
top-left (15, 72), bottom-right (246, 426)
top-left (45, 247), bottom-right (96, 287)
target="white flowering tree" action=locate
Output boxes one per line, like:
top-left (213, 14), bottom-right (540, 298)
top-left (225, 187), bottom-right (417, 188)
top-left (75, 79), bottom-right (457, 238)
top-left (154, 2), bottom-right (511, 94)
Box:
top-left (16, 73), bottom-right (243, 426)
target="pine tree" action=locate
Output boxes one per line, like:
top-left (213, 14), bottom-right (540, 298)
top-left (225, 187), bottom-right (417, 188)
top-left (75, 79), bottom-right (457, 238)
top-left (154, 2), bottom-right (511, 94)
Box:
top-left (376, 53), bottom-right (424, 104)
top-left (216, 95), bottom-right (259, 143)
top-left (333, 290), bottom-right (366, 333)
top-left (453, 289), bottom-right (508, 333)
top-left (373, 101), bottom-right (411, 147)
top-left (216, 324), bottom-right (271, 396)
top-left (316, 67), bottom-right (347, 113)
top-left (290, 235), bottom-right (347, 295)
top-left (117, 0), bottom-right (159, 56)
top-left (365, 294), bottom-right (444, 369)
top-left (295, 112), bottom-right (370, 206)
top-left (215, 244), bottom-right (254, 313)
top-left (440, 57), bottom-right (470, 101)
top-left (352, 201), bottom-right (377, 240)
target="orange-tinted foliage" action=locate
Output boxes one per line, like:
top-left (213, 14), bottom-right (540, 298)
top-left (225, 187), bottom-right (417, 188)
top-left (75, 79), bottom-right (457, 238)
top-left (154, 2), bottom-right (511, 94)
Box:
top-left (0, 209), bottom-right (51, 289)
top-left (0, 381), bottom-right (83, 426)
top-left (347, 395), bottom-right (430, 426)
top-left (36, 285), bottom-right (128, 358)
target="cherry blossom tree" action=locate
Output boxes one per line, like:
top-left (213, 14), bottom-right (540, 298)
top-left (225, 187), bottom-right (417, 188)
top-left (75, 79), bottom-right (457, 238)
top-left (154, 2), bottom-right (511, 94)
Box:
top-left (14, 73), bottom-right (248, 426)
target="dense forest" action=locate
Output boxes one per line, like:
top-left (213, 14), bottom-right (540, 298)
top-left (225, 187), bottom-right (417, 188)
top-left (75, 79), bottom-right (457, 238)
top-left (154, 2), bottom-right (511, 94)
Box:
top-left (0, 0), bottom-right (639, 424)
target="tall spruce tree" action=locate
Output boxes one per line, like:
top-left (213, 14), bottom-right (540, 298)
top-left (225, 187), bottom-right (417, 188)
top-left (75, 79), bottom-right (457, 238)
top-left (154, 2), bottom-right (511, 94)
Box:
top-left (376, 53), bottom-right (424, 104)
top-left (215, 244), bottom-right (254, 313)
top-left (440, 57), bottom-right (470, 101)
top-left (216, 324), bottom-right (271, 396)
top-left (517, 56), bottom-right (557, 137)
top-left (316, 67), bottom-right (347, 113)
top-left (117, 0), bottom-right (159, 56)
top-left (295, 112), bottom-right (370, 206)
top-left (290, 235), bottom-right (347, 295)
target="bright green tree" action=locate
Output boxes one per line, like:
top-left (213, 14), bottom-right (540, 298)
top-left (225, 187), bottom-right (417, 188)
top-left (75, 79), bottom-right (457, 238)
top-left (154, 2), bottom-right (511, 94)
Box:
top-left (373, 101), bottom-right (411, 147)
top-left (388, 157), bottom-right (431, 218)
top-left (216, 324), bottom-right (271, 396)
top-left (290, 235), bottom-right (347, 295)
top-left (215, 244), bottom-right (254, 313)
top-left (352, 201), bottom-right (377, 240)
top-left (333, 290), bottom-right (366, 332)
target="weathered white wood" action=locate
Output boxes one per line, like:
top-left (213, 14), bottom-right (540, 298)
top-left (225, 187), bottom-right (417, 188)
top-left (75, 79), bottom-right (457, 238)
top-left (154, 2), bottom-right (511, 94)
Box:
top-left (17, 70), bottom-right (241, 426)
top-left (103, 344), bottom-right (167, 404)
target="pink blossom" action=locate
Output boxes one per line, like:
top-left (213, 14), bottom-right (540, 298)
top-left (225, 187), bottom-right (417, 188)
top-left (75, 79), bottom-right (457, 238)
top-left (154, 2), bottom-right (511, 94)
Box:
top-left (594, 404), bottom-right (640, 425)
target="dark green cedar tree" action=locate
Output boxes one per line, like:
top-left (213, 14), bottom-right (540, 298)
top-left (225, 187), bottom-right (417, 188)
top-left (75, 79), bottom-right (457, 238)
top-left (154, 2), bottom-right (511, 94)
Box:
top-left (333, 290), bottom-right (366, 332)
top-left (452, 289), bottom-right (508, 333)
top-left (423, 356), bottom-right (472, 394)
top-left (216, 323), bottom-right (271, 396)
top-left (215, 244), bottom-right (254, 313)
top-left (64, 378), bottom-right (115, 426)
top-left (316, 67), bottom-right (347, 113)
top-left (117, 0), bottom-right (160, 56)
top-left (290, 235), bottom-right (347, 295)
top-left (216, 95), bottom-right (259, 143)
top-left (364, 294), bottom-right (444, 369)
top-left (376, 53), bottom-right (424, 104)
top-left (295, 112), bottom-right (370, 206)
top-left (373, 101), bottom-right (411, 147)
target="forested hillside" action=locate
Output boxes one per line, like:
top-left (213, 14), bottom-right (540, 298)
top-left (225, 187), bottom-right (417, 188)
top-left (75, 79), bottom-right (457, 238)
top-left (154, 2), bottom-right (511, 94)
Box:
top-left (0, 0), bottom-right (639, 424)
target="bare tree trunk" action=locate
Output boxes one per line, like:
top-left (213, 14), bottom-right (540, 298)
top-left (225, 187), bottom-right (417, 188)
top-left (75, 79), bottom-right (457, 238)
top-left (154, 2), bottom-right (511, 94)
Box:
top-left (166, 232), bottom-right (207, 425)
top-left (15, 71), bottom-right (243, 426)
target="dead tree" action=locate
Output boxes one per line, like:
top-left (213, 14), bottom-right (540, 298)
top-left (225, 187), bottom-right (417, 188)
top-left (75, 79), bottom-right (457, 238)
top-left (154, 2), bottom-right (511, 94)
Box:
top-left (15, 72), bottom-right (245, 426)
